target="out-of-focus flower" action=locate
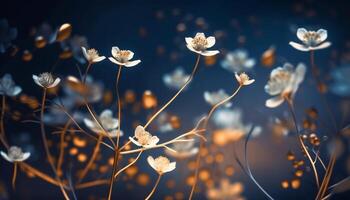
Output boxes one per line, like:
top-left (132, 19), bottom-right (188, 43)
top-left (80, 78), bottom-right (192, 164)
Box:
top-left (235, 72), bottom-right (255, 86)
top-left (207, 179), bottom-right (245, 200)
top-left (165, 139), bottom-right (198, 159)
top-left (0, 74), bottom-right (22, 96)
top-left (185, 33), bottom-right (219, 56)
top-left (61, 35), bottom-right (88, 64)
top-left (32, 72), bottom-right (61, 88)
top-left (265, 63), bottom-right (306, 108)
top-left (221, 50), bottom-right (255, 73)
top-left (330, 66), bottom-right (350, 97)
top-left (129, 125), bottom-right (159, 147)
top-left (84, 109), bottom-right (123, 138)
top-left (204, 89), bottom-right (232, 107)
top-left (147, 156), bottom-right (176, 174)
top-left (0, 146), bottom-right (30, 162)
top-left (289, 28), bottom-right (331, 51)
top-left (81, 47), bottom-right (106, 63)
top-left (155, 112), bottom-right (173, 133)
top-left (163, 67), bottom-right (190, 90)
top-left (108, 47), bottom-right (141, 67)
top-left (0, 19), bottom-right (17, 53)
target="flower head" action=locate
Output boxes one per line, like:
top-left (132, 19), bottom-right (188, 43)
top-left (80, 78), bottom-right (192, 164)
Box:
top-left (33, 72), bottom-right (61, 88)
top-left (108, 46), bottom-right (141, 67)
top-left (0, 19), bottom-right (17, 53)
top-left (83, 109), bottom-right (123, 138)
top-left (207, 179), bottom-right (245, 200)
top-left (165, 139), bottom-right (198, 159)
top-left (129, 125), bottom-right (159, 147)
top-left (1, 146), bottom-right (30, 162)
top-left (204, 89), bottom-right (232, 107)
top-left (235, 72), bottom-right (255, 86)
top-left (265, 63), bottom-right (306, 108)
top-left (330, 66), bottom-right (350, 97)
top-left (0, 74), bottom-right (22, 96)
top-left (221, 50), bottom-right (256, 73)
top-left (163, 67), bottom-right (190, 90)
top-left (185, 33), bottom-right (219, 56)
top-left (147, 156), bottom-right (176, 174)
top-left (289, 28), bottom-right (331, 51)
top-left (81, 47), bottom-right (106, 63)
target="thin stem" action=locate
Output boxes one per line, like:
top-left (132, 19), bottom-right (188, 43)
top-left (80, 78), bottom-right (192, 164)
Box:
top-left (145, 174), bottom-right (162, 200)
top-left (114, 150), bottom-right (143, 178)
top-left (107, 65), bottom-right (123, 200)
top-left (285, 97), bottom-right (320, 189)
top-left (57, 119), bottom-right (72, 174)
top-left (12, 162), bottom-right (17, 189)
top-left (75, 179), bottom-right (110, 189)
top-left (143, 54), bottom-right (201, 129)
top-left (189, 85), bottom-right (242, 199)
top-left (0, 95), bottom-right (9, 149)
top-left (82, 63), bottom-right (92, 84)
top-left (40, 89), bottom-right (70, 200)
top-left (77, 134), bottom-right (103, 183)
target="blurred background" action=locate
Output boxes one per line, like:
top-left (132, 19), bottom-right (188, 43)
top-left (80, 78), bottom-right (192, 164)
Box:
top-left (1, 0), bottom-right (350, 199)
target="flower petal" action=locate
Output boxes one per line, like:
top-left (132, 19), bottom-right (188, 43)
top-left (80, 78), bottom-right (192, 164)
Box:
top-left (129, 137), bottom-right (142, 146)
top-left (127, 51), bottom-right (134, 60)
top-left (244, 79), bottom-right (255, 85)
top-left (11, 86), bottom-right (22, 96)
top-left (201, 50), bottom-right (220, 57)
top-left (265, 96), bottom-right (285, 108)
top-left (186, 45), bottom-right (200, 54)
top-left (296, 28), bottom-right (308, 42)
top-left (81, 47), bottom-right (89, 61)
top-left (185, 37), bottom-right (193, 45)
top-left (18, 152), bottom-right (30, 162)
top-left (206, 36), bottom-right (216, 48)
top-left (316, 29), bottom-right (327, 43)
top-left (289, 41), bottom-right (310, 52)
top-left (0, 151), bottom-right (12, 162)
top-left (111, 46), bottom-right (120, 58)
top-left (48, 78), bottom-right (61, 88)
top-left (164, 162), bottom-right (176, 173)
top-left (125, 60), bottom-right (141, 67)
top-left (100, 109), bottom-right (113, 118)
top-left (310, 41), bottom-right (331, 51)
top-left (32, 75), bottom-right (43, 87)
top-left (109, 57), bottom-right (124, 66)
top-left (93, 56), bottom-right (106, 63)
top-left (147, 156), bottom-right (157, 171)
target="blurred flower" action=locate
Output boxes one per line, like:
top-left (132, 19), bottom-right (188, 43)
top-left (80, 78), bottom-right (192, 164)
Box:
top-left (330, 66), bottom-right (350, 97)
top-left (221, 50), bottom-right (255, 73)
top-left (235, 72), bottom-right (255, 86)
top-left (0, 146), bottom-right (30, 162)
top-left (35, 23), bottom-right (55, 44)
top-left (163, 67), bottom-right (190, 90)
top-left (289, 28), bottom-right (331, 51)
top-left (185, 33), bottom-right (219, 56)
top-left (32, 72), bottom-right (61, 89)
top-left (81, 47), bottom-right (106, 63)
top-left (61, 35), bottom-right (88, 64)
top-left (147, 156), bottom-right (176, 174)
top-left (165, 139), bottom-right (198, 159)
top-left (129, 125), bottom-right (159, 147)
top-left (265, 63), bottom-right (306, 108)
top-left (108, 46), bottom-right (141, 67)
top-left (0, 19), bottom-right (17, 53)
top-left (0, 74), bottom-right (22, 96)
top-left (207, 179), bottom-right (245, 200)
top-left (204, 89), bottom-right (232, 107)
top-left (155, 112), bottom-right (173, 133)
top-left (84, 109), bottom-right (123, 138)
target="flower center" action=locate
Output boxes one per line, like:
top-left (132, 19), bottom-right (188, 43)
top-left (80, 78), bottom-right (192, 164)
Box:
top-left (9, 146), bottom-right (23, 160)
top-left (303, 31), bottom-right (321, 46)
top-left (39, 73), bottom-right (54, 87)
top-left (116, 50), bottom-right (131, 62)
top-left (87, 48), bottom-right (99, 60)
top-left (192, 35), bottom-right (208, 51)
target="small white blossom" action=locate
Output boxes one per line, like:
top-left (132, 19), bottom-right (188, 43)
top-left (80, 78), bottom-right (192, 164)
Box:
top-left (108, 46), bottom-right (141, 67)
top-left (165, 140), bottom-right (198, 159)
top-left (0, 74), bottom-right (22, 96)
top-left (163, 67), bottom-right (190, 90)
top-left (147, 155), bottom-right (176, 174)
top-left (289, 28), bottom-right (331, 51)
top-left (129, 125), bottom-right (159, 147)
top-left (81, 47), bottom-right (106, 63)
top-left (1, 146), bottom-right (30, 162)
top-left (32, 72), bottom-right (61, 88)
top-left (265, 63), bottom-right (306, 108)
top-left (185, 33), bottom-right (219, 56)
top-left (221, 50), bottom-right (255, 73)
top-left (83, 109), bottom-right (123, 137)
top-left (204, 89), bottom-right (232, 107)
top-left (235, 72), bottom-right (255, 86)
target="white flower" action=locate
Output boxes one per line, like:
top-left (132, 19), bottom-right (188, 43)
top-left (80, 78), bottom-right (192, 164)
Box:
top-left (108, 46), bottom-right (141, 67)
top-left (221, 50), bottom-right (255, 73)
top-left (83, 109), bottom-right (123, 137)
top-left (265, 63), bottom-right (306, 108)
top-left (165, 139), bottom-right (198, 159)
top-left (204, 89), bottom-right (232, 107)
top-left (289, 28), bottom-right (331, 51)
top-left (0, 74), bottom-right (22, 96)
top-left (207, 179), bottom-right (244, 200)
top-left (81, 47), bottom-right (106, 63)
top-left (163, 67), bottom-right (190, 90)
top-left (185, 33), bottom-right (219, 56)
top-left (147, 156), bottom-right (176, 174)
top-left (235, 72), bottom-right (255, 86)
top-left (1, 146), bottom-right (30, 162)
top-left (129, 125), bottom-right (159, 147)
top-left (33, 72), bottom-right (61, 88)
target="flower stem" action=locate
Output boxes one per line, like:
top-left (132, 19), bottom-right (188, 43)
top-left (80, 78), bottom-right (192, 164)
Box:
top-left (12, 162), bottom-right (17, 189)
top-left (0, 95), bottom-right (9, 149)
top-left (114, 150), bottom-right (143, 178)
top-left (145, 174), bottom-right (162, 200)
top-left (143, 54), bottom-right (201, 129)
top-left (56, 119), bottom-right (72, 175)
top-left (82, 63), bottom-right (92, 84)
